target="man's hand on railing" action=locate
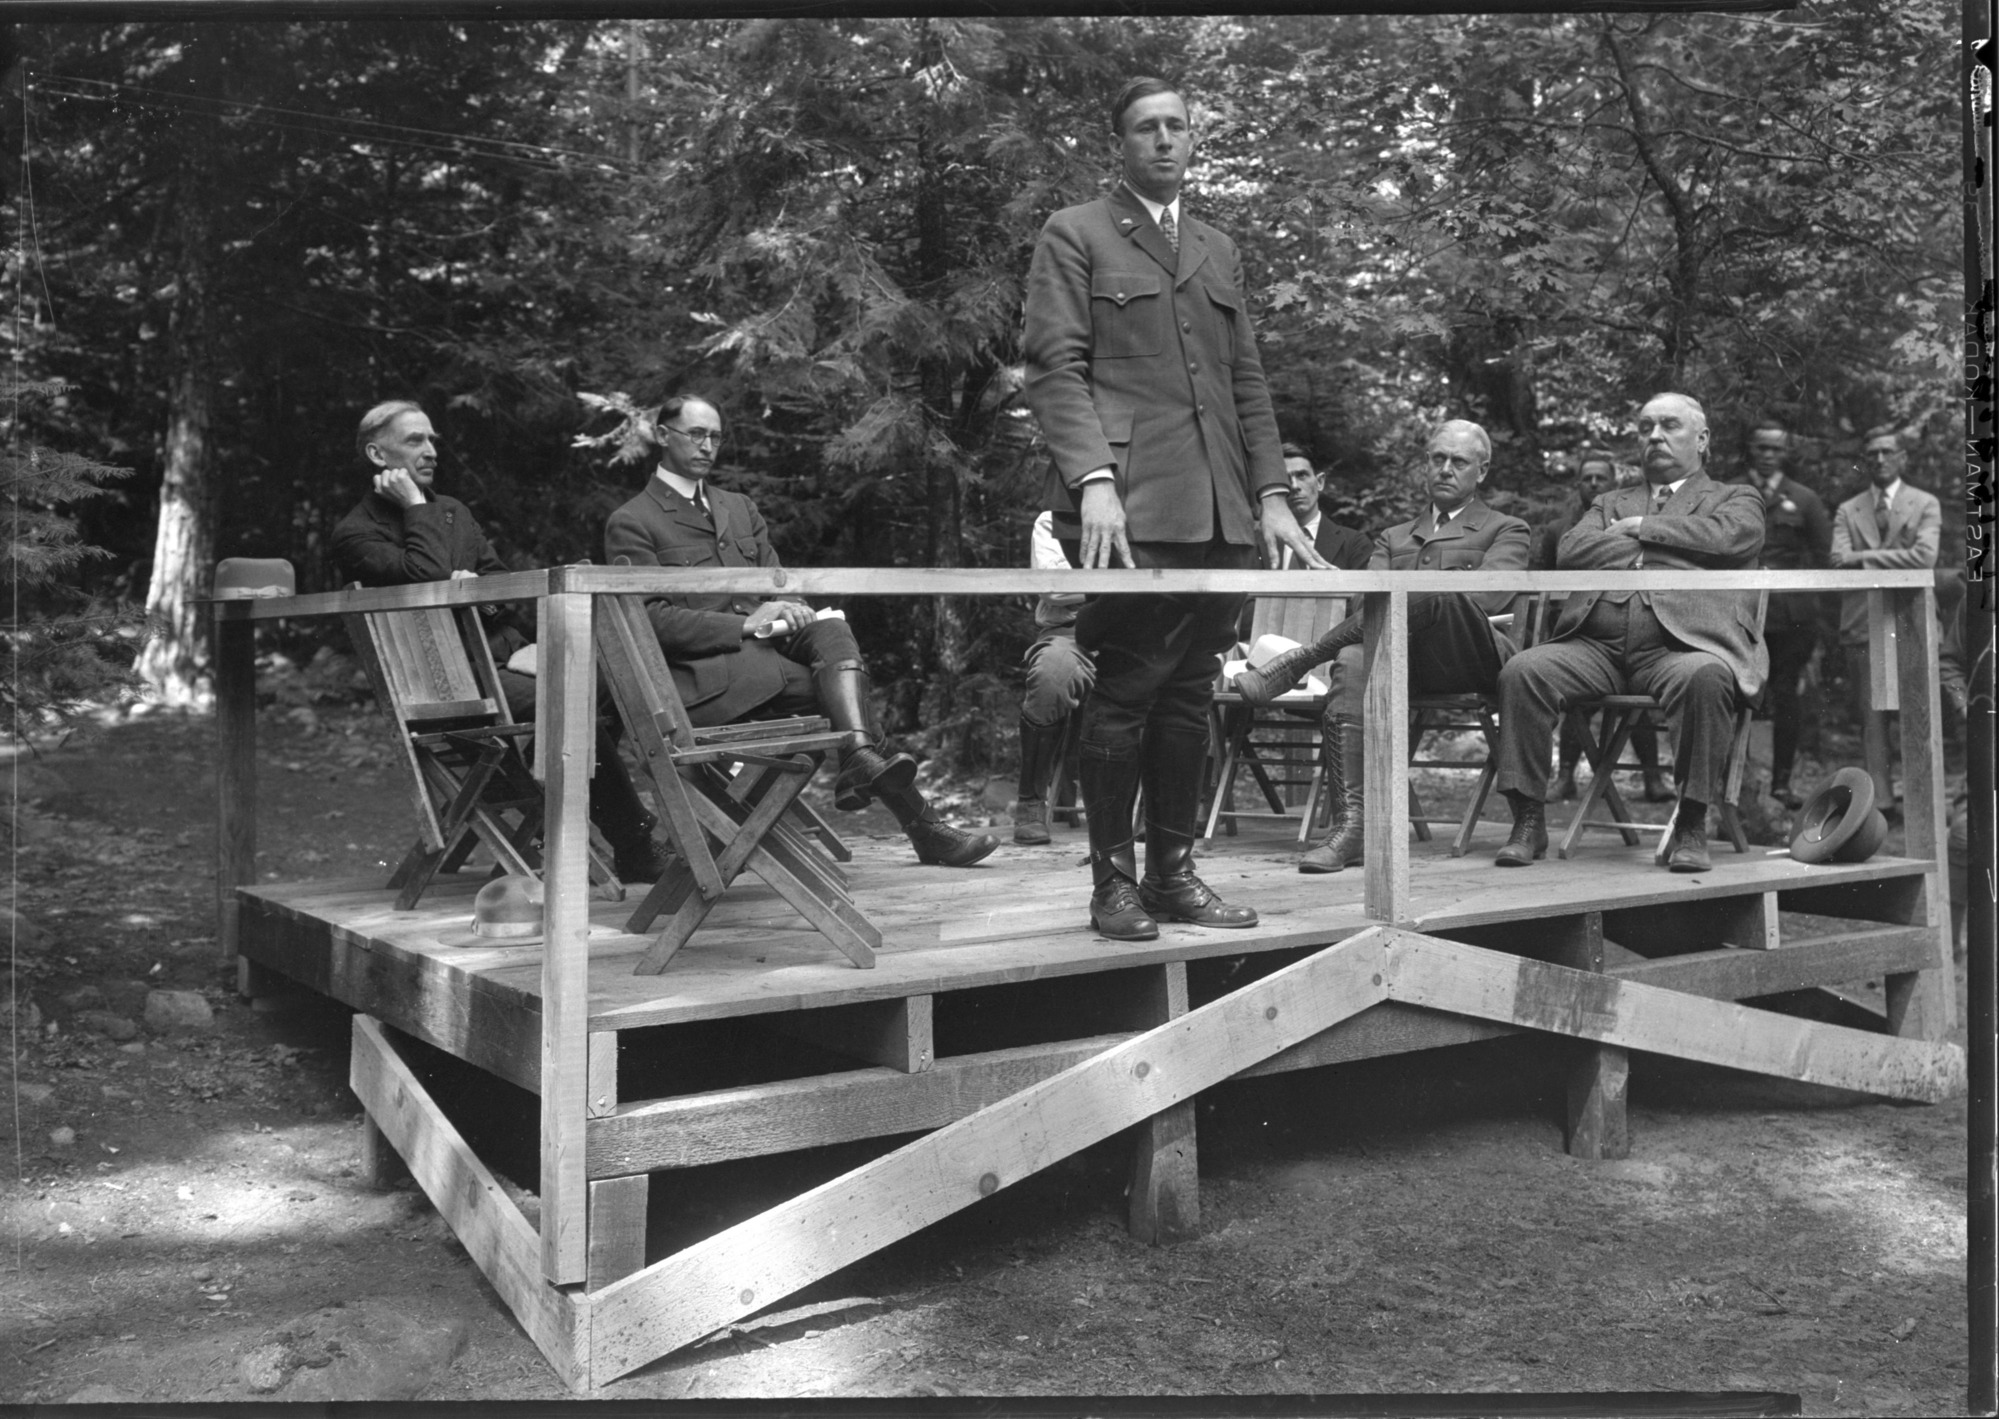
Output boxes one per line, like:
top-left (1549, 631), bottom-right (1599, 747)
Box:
top-left (1077, 481), bottom-right (1135, 569)
top-left (1257, 492), bottom-right (1333, 571)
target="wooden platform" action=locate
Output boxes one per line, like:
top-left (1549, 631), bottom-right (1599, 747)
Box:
top-left (242, 826), bottom-right (1949, 1146)
top-left (214, 566), bottom-right (1961, 1389)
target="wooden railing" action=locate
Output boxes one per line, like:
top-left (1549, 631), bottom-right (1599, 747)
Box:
top-left (211, 565), bottom-right (1946, 1286)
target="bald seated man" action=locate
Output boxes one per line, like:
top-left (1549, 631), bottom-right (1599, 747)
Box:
top-left (1491, 393), bottom-right (1767, 873)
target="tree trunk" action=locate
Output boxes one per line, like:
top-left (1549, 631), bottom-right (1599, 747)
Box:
top-left (136, 33), bottom-right (221, 705)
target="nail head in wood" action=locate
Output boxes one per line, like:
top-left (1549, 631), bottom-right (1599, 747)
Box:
top-left (978, 1172), bottom-right (999, 1196)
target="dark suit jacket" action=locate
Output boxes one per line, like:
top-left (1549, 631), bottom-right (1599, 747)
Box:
top-left (1312, 516), bottom-right (1373, 570)
top-left (1372, 498), bottom-right (1532, 619)
top-left (603, 477), bottom-right (797, 724)
top-left (1554, 470), bottom-right (1769, 697)
top-left (1024, 184), bottom-right (1284, 545)
top-left (330, 491), bottom-right (531, 661)
top-left (1745, 473), bottom-right (1831, 634)
top-left (1830, 481), bottom-right (1942, 644)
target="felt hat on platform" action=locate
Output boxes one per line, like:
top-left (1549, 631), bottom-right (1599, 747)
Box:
top-left (1790, 767), bottom-right (1889, 865)
top-left (435, 874), bottom-right (545, 947)
top-left (434, 874), bottom-right (615, 948)
top-left (211, 557), bottom-right (296, 600)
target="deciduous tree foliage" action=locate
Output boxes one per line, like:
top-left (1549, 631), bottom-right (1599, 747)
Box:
top-left (4, 4), bottom-right (1959, 766)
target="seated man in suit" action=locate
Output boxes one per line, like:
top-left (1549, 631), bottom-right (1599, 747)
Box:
top-left (1233, 419), bottom-right (1530, 873)
top-left (1492, 393), bottom-right (1767, 872)
top-left (1276, 443), bottom-right (1373, 570)
top-left (1830, 430), bottom-right (1941, 815)
top-left (601, 394), bottom-right (998, 869)
top-left (1552, 449), bottom-right (1669, 803)
top-left (331, 400), bottom-right (667, 881)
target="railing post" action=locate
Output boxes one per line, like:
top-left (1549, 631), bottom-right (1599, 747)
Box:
top-left (214, 608), bottom-right (257, 974)
top-left (540, 588), bottom-right (593, 1285)
top-left (1884, 582), bottom-right (1955, 1038)
top-left (1361, 589), bottom-right (1410, 923)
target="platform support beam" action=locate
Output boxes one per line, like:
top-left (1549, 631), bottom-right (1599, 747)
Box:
top-left (1884, 584), bottom-right (1953, 1039)
top-left (540, 590), bottom-right (594, 1286)
top-left (215, 612), bottom-right (258, 973)
top-left (1361, 589), bottom-right (1411, 924)
top-left (587, 1175), bottom-right (650, 1291)
top-left (1553, 912), bottom-right (1627, 1161)
top-left (1125, 961), bottom-right (1197, 1244)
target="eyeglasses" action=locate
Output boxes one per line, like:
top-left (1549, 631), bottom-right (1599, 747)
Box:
top-left (665, 426), bottom-right (723, 449)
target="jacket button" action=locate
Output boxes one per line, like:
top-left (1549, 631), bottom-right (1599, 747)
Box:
top-left (1188, 362), bottom-right (1198, 373)
top-left (1115, 293), bottom-right (1128, 305)
top-left (1182, 321), bottom-right (1191, 332)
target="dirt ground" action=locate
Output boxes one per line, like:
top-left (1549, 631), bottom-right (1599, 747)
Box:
top-left (1, 695), bottom-right (1975, 1410)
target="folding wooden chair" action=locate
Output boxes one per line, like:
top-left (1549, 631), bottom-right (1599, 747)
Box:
top-left (345, 605), bottom-right (620, 910)
top-left (1405, 595), bottom-right (1544, 857)
top-left (1204, 595), bottom-right (1343, 841)
top-left (593, 593), bottom-right (881, 974)
top-left (1555, 592), bottom-right (1766, 861)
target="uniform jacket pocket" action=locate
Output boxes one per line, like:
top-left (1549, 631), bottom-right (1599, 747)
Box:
top-left (1090, 272), bottom-right (1163, 358)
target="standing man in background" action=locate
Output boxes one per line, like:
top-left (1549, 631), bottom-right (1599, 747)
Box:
top-left (1830, 430), bottom-right (1940, 815)
top-left (1024, 76), bottom-right (1328, 942)
top-left (1274, 443), bottom-right (1372, 569)
top-left (1743, 420), bottom-right (1832, 808)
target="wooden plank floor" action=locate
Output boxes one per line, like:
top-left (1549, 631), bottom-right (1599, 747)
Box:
top-left (240, 824), bottom-right (1936, 1040)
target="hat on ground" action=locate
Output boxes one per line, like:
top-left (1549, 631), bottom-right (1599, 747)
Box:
top-left (434, 874), bottom-right (544, 947)
top-left (1790, 767), bottom-right (1889, 865)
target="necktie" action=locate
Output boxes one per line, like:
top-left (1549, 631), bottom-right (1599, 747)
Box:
top-left (1653, 484), bottom-right (1672, 513)
top-left (1876, 491), bottom-right (1891, 535)
top-left (1158, 206), bottom-right (1178, 253)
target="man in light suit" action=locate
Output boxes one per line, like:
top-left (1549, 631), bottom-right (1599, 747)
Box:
top-left (602, 394), bottom-right (997, 869)
top-left (1492, 393), bottom-right (1767, 872)
top-left (1830, 430), bottom-right (1941, 812)
top-left (1234, 419), bottom-right (1530, 872)
top-left (1024, 77), bottom-right (1328, 942)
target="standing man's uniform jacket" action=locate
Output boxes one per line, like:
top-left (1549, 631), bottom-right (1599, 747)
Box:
top-left (1025, 185), bottom-right (1287, 543)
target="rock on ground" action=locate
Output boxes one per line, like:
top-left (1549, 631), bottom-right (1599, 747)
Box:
top-left (145, 989), bottom-right (215, 1031)
top-left (238, 1299), bottom-right (469, 1401)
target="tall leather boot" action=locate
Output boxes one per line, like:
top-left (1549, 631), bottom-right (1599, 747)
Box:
top-left (813, 659), bottom-right (918, 811)
top-left (878, 780), bottom-right (1000, 869)
top-left (1494, 789), bottom-right (1547, 867)
top-left (588, 732), bottom-right (667, 882)
top-left (1013, 715), bottom-right (1067, 846)
top-left (1079, 751), bottom-right (1156, 941)
top-left (1299, 717), bottom-right (1365, 874)
top-left (1137, 729), bottom-right (1258, 928)
top-left (1233, 613), bottom-right (1364, 705)
top-left (1633, 716), bottom-right (1672, 802)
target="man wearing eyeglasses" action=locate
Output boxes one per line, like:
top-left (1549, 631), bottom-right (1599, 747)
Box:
top-left (1231, 419), bottom-right (1530, 872)
top-left (332, 399), bottom-right (669, 882)
top-left (603, 395), bottom-right (998, 869)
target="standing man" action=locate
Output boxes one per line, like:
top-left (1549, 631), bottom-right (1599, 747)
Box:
top-left (332, 400), bottom-right (667, 881)
top-left (1491, 393), bottom-right (1767, 872)
top-left (1024, 76), bottom-right (1328, 942)
top-left (602, 395), bottom-right (998, 869)
top-left (1233, 420), bottom-right (1530, 872)
top-left (1275, 443), bottom-right (1372, 569)
top-left (1830, 430), bottom-right (1940, 813)
top-left (1743, 420), bottom-right (1832, 808)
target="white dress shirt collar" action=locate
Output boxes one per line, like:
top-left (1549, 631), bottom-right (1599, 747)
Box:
top-left (1122, 184), bottom-right (1181, 235)
top-left (654, 466), bottom-right (706, 507)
